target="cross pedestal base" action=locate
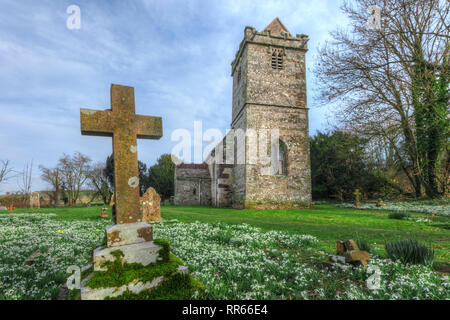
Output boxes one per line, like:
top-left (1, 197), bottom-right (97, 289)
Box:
top-left (79, 222), bottom-right (190, 300)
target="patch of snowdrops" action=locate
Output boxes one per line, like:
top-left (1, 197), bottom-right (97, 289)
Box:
top-left (336, 201), bottom-right (449, 217)
top-left (0, 214), bottom-right (447, 300)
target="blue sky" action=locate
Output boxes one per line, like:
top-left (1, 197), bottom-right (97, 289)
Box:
top-left (0, 0), bottom-right (348, 193)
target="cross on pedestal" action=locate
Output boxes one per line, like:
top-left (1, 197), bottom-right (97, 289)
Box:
top-left (80, 84), bottom-right (162, 224)
top-left (353, 188), bottom-right (362, 207)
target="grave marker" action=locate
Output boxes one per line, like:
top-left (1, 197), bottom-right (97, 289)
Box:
top-left (80, 84), bottom-right (162, 224)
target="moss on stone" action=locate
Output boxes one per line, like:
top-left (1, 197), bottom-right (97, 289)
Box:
top-left (105, 273), bottom-right (209, 300)
top-left (153, 238), bottom-right (170, 262)
top-left (85, 253), bottom-right (183, 289)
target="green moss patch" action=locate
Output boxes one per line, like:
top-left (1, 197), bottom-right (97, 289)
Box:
top-left (105, 273), bottom-right (209, 300)
top-left (154, 238), bottom-right (170, 262)
top-left (85, 253), bottom-right (183, 289)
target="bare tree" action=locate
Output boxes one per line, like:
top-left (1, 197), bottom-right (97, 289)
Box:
top-left (39, 165), bottom-right (61, 207)
top-left (87, 162), bottom-right (113, 205)
top-left (17, 160), bottom-right (33, 195)
top-left (0, 160), bottom-right (16, 186)
top-left (58, 152), bottom-right (92, 206)
top-left (314, 0), bottom-right (449, 197)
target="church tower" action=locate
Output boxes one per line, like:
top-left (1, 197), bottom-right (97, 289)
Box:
top-left (230, 18), bottom-right (312, 209)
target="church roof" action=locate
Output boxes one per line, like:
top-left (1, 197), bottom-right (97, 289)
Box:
top-left (263, 17), bottom-right (292, 37)
top-left (175, 163), bottom-right (210, 179)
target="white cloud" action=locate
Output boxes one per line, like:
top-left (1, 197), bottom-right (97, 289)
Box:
top-left (0, 0), bottom-right (348, 193)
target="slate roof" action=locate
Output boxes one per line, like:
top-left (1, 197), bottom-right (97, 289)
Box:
top-left (175, 163), bottom-right (210, 179)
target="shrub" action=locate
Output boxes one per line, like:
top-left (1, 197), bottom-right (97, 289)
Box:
top-left (385, 239), bottom-right (434, 266)
top-left (356, 239), bottom-right (372, 253)
top-left (388, 212), bottom-right (410, 220)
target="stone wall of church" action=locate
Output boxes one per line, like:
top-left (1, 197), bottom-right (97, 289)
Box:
top-left (244, 104), bottom-right (311, 209)
top-left (174, 178), bottom-right (212, 206)
top-left (231, 111), bottom-right (247, 209)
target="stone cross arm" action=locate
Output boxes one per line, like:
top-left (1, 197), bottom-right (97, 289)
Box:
top-left (80, 84), bottom-right (163, 224)
top-left (80, 111), bottom-right (162, 139)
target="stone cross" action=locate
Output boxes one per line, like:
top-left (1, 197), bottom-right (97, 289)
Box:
top-left (80, 84), bottom-right (162, 224)
top-left (353, 189), bottom-right (362, 207)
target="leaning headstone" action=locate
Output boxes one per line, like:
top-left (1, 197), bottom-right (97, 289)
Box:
top-left (341, 239), bottom-right (370, 267)
top-left (30, 192), bottom-right (40, 209)
top-left (336, 241), bottom-right (346, 254)
top-left (142, 187), bottom-right (161, 223)
top-left (344, 250), bottom-right (370, 267)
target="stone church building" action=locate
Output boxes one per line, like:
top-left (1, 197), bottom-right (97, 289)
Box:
top-left (174, 18), bottom-right (312, 209)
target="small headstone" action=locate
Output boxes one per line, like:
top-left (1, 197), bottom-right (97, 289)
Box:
top-left (345, 250), bottom-right (370, 267)
top-left (333, 239), bottom-right (370, 268)
top-left (30, 192), bottom-right (40, 209)
top-left (376, 199), bottom-right (385, 207)
top-left (142, 187), bottom-right (162, 223)
top-left (353, 189), bottom-right (362, 208)
top-left (336, 241), bottom-right (346, 254)
top-left (344, 239), bottom-right (359, 251)
top-left (109, 192), bottom-right (115, 207)
top-left (0, 206), bottom-right (7, 211)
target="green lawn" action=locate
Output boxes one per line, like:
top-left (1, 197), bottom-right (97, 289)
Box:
top-left (1, 202), bottom-right (449, 300)
top-left (2, 202), bottom-right (449, 264)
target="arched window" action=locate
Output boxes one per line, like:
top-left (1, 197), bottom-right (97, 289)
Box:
top-left (271, 139), bottom-right (288, 175)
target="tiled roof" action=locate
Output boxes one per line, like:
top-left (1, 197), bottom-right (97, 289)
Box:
top-left (175, 163), bottom-right (210, 179)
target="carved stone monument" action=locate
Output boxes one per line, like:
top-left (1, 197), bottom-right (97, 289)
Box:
top-left (76, 84), bottom-right (203, 300)
top-left (142, 187), bottom-right (162, 223)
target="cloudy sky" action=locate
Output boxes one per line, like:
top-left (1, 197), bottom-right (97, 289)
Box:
top-left (0, 0), bottom-right (348, 193)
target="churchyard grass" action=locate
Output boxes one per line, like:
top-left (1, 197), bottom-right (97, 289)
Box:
top-left (161, 203), bottom-right (450, 263)
top-left (0, 201), bottom-right (448, 299)
top-left (336, 198), bottom-right (450, 217)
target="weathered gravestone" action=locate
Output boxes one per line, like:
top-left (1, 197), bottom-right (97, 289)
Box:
top-left (109, 192), bottom-right (115, 207)
top-left (335, 239), bottom-right (370, 267)
top-left (142, 187), bottom-right (162, 223)
top-left (76, 84), bottom-right (203, 300)
top-left (30, 192), bottom-right (40, 209)
top-left (353, 189), bottom-right (362, 208)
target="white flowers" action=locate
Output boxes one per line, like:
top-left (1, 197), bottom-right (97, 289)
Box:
top-left (336, 201), bottom-right (450, 217)
top-left (0, 213), bottom-right (108, 300)
top-left (0, 214), bottom-right (447, 300)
